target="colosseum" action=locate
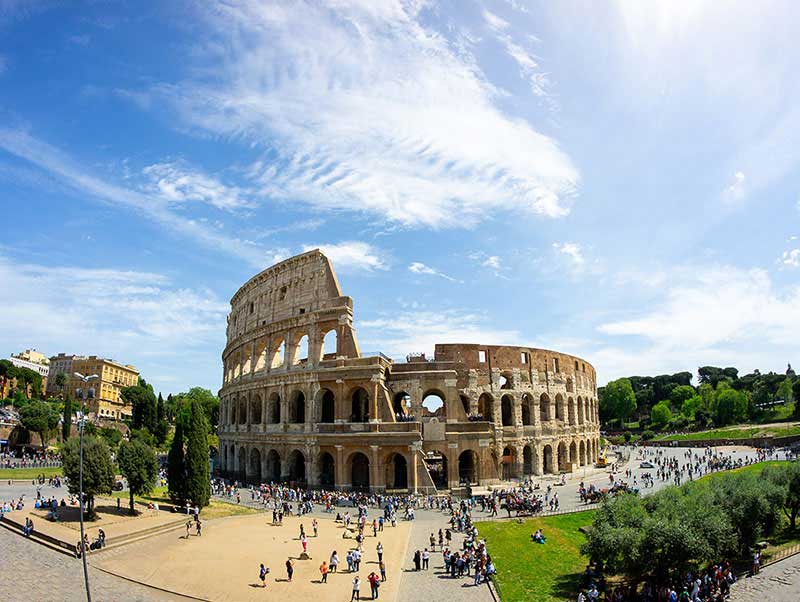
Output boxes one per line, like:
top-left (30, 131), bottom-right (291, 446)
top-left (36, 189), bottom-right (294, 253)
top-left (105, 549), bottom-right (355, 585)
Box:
top-left (218, 250), bottom-right (600, 493)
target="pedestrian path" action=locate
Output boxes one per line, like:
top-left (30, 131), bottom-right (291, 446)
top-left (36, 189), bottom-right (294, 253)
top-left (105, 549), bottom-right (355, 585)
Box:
top-left (730, 552), bottom-right (800, 602)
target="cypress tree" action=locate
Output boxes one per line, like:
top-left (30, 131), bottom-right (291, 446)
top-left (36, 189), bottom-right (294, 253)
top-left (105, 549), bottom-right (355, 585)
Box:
top-left (167, 415), bottom-right (186, 504)
top-left (62, 396), bottom-right (73, 441)
top-left (184, 399), bottom-right (211, 507)
top-left (157, 393), bottom-right (165, 422)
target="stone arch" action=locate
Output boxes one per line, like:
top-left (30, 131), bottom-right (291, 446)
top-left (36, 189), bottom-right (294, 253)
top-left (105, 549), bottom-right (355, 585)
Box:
top-left (523, 444), bottom-right (534, 475)
top-left (228, 443), bottom-right (236, 472)
top-left (499, 371), bottom-right (514, 389)
top-left (557, 441), bottom-right (568, 472)
top-left (566, 376), bottom-right (574, 392)
top-left (422, 389), bottom-right (446, 418)
top-left (501, 446), bottom-right (514, 480)
top-left (321, 328), bottom-right (338, 360)
top-left (348, 451), bottom-right (371, 490)
top-left (385, 452), bottom-right (408, 490)
top-left (254, 339), bottom-right (268, 372)
top-left (265, 449), bottom-right (281, 482)
top-left (577, 396), bottom-right (584, 425)
top-left (540, 393), bottom-right (551, 422)
top-left (238, 397), bottom-right (247, 425)
top-left (569, 440), bottom-right (577, 469)
top-left (292, 333), bottom-right (309, 366)
top-left (318, 388), bottom-right (335, 423)
top-left (459, 394), bottom-right (470, 415)
top-left (458, 449), bottom-right (479, 485)
top-left (542, 444), bottom-right (554, 474)
top-left (579, 440), bottom-right (586, 466)
top-left (250, 393), bottom-right (262, 425)
top-left (267, 392), bottom-right (281, 424)
top-left (478, 392), bottom-right (494, 422)
top-left (287, 449), bottom-right (306, 483)
top-left (270, 338), bottom-right (286, 369)
top-left (424, 450), bottom-right (448, 490)
top-left (392, 391), bottom-right (411, 416)
top-left (237, 446), bottom-right (246, 478)
top-left (568, 396), bottom-right (575, 425)
top-left (521, 394), bottom-right (532, 426)
top-left (319, 451), bottom-right (335, 487)
top-left (555, 394), bottom-right (565, 421)
top-left (249, 447), bottom-right (261, 483)
top-left (501, 394), bottom-right (514, 427)
top-left (289, 390), bottom-right (306, 423)
top-left (350, 387), bottom-right (370, 422)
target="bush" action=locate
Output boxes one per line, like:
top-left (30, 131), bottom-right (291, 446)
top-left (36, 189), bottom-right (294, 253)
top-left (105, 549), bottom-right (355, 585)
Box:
top-left (641, 430), bottom-right (655, 441)
top-left (623, 431), bottom-right (632, 442)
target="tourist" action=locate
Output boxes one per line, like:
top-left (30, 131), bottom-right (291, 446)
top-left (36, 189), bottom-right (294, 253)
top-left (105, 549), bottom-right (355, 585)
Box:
top-left (320, 560), bottom-right (328, 583)
top-left (196, 519), bottom-right (202, 537)
top-left (300, 523), bottom-right (305, 538)
top-left (376, 541), bottom-right (383, 562)
top-left (368, 571), bottom-right (380, 599)
top-left (186, 520), bottom-right (192, 538)
top-left (379, 560), bottom-right (386, 582)
top-left (422, 548), bottom-right (430, 570)
top-left (347, 550), bottom-right (354, 572)
top-left (313, 518), bottom-right (318, 537)
top-left (259, 563), bottom-right (268, 588)
top-left (351, 575), bottom-right (361, 601)
top-left (286, 557), bottom-right (294, 582)
top-left (413, 549), bottom-right (421, 571)
top-left (330, 550), bottom-right (339, 573)
top-left (301, 533), bottom-right (308, 554)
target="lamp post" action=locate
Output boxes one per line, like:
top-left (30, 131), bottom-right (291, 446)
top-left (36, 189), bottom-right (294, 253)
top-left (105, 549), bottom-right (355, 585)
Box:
top-left (74, 372), bottom-right (98, 602)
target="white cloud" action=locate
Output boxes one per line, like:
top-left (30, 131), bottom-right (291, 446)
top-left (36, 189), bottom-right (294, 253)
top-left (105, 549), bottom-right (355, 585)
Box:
top-left (359, 309), bottom-right (521, 359)
top-left (142, 161), bottom-right (254, 212)
top-left (482, 255), bottom-right (502, 270)
top-left (408, 262), bottom-right (459, 282)
top-left (781, 248), bottom-right (800, 267)
top-left (156, 0), bottom-right (578, 229)
top-left (468, 252), bottom-right (504, 274)
top-left (303, 241), bottom-right (387, 272)
top-left (0, 129), bottom-right (279, 268)
top-left (553, 242), bottom-right (585, 265)
top-left (722, 170), bottom-right (746, 203)
top-left (0, 254), bottom-right (228, 393)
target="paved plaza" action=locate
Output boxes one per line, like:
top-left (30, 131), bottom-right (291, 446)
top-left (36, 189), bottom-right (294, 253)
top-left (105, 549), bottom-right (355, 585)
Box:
top-left (729, 551), bottom-right (800, 602)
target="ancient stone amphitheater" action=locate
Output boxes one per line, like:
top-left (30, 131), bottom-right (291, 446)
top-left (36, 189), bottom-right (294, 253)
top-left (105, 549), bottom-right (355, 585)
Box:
top-left (218, 250), bottom-right (600, 493)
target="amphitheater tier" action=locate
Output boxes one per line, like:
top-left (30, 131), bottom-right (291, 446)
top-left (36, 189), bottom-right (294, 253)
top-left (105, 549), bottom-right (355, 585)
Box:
top-left (218, 250), bottom-right (601, 493)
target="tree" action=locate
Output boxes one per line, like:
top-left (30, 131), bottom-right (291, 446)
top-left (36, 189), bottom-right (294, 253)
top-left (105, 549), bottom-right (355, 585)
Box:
top-left (117, 439), bottom-right (159, 515)
top-left (184, 399), bottom-right (211, 507)
top-left (99, 426), bottom-right (123, 450)
top-left (681, 395), bottom-right (702, 421)
top-left (154, 392), bottom-right (169, 446)
top-left (651, 401), bottom-right (672, 428)
top-left (794, 380), bottom-right (800, 418)
top-left (62, 395), bottom-right (73, 441)
top-left (61, 435), bottom-right (114, 519)
top-left (670, 385), bottom-right (696, 407)
top-left (123, 385), bottom-right (158, 432)
top-left (167, 412), bottom-right (186, 504)
top-left (172, 387), bottom-right (220, 433)
top-left (20, 400), bottom-right (60, 447)
top-left (764, 462), bottom-right (800, 531)
top-left (600, 378), bottom-right (637, 425)
top-left (15, 366), bottom-right (43, 398)
top-left (777, 377), bottom-right (794, 404)
top-left (715, 388), bottom-right (748, 425)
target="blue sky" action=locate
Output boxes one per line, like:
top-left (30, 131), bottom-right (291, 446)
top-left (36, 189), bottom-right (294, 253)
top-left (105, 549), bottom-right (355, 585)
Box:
top-left (1, 1), bottom-right (799, 396)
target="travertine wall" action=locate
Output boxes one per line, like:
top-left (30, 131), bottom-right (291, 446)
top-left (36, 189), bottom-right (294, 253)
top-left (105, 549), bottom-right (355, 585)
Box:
top-left (218, 250), bottom-right (601, 493)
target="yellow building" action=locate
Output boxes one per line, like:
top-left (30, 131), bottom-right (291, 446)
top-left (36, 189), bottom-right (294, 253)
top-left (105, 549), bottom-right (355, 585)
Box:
top-left (69, 356), bottom-right (139, 420)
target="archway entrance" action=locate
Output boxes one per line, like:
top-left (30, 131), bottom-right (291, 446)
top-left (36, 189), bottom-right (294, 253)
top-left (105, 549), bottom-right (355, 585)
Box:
top-left (287, 449), bottom-right (306, 484)
top-left (523, 445), bottom-right (533, 475)
top-left (289, 391), bottom-right (305, 423)
top-left (266, 449), bottom-right (281, 482)
top-left (393, 392), bottom-right (411, 417)
top-left (478, 393), bottom-right (493, 422)
top-left (424, 451), bottom-right (448, 490)
top-left (351, 388), bottom-right (369, 422)
top-left (569, 441), bottom-right (577, 469)
top-left (501, 446), bottom-right (513, 480)
top-left (319, 452), bottom-right (335, 487)
top-left (249, 448), bottom-right (261, 484)
top-left (501, 395), bottom-right (514, 426)
top-left (542, 445), bottom-right (554, 474)
top-left (579, 440), bottom-right (586, 466)
top-left (320, 389), bottom-right (335, 423)
top-left (268, 393), bottom-right (281, 424)
top-left (350, 452), bottom-right (370, 490)
top-left (557, 442), bottom-right (568, 472)
top-left (237, 447), bottom-right (246, 479)
top-left (386, 453), bottom-right (408, 490)
top-left (458, 450), bottom-right (478, 485)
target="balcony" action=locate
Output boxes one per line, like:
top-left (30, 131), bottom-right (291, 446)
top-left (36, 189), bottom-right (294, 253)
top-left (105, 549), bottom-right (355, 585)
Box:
top-left (315, 422), bottom-right (421, 435)
top-left (445, 421), bottom-right (494, 434)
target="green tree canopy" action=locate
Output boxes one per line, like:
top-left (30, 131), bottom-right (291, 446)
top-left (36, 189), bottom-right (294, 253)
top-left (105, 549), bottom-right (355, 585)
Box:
top-left (172, 387), bottom-right (219, 433)
top-left (117, 439), bottom-right (159, 515)
top-left (600, 378), bottom-right (637, 424)
top-left (123, 385), bottom-right (158, 432)
top-left (61, 435), bottom-right (115, 519)
top-left (669, 385), bottom-right (696, 407)
top-left (764, 462), bottom-right (800, 531)
top-left (19, 400), bottom-right (60, 447)
top-left (651, 401), bottom-right (672, 428)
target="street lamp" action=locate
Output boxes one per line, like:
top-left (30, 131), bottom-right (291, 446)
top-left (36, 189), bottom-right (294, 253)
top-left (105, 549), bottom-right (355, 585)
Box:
top-left (74, 372), bottom-right (98, 602)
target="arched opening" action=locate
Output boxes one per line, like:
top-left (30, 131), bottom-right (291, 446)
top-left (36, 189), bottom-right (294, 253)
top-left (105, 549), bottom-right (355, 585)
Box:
top-left (568, 397), bottom-right (575, 425)
top-left (287, 449), bottom-right (306, 484)
top-left (557, 442), bottom-right (568, 472)
top-left (569, 441), bottom-right (577, 468)
top-left (289, 390), bottom-right (305, 423)
top-left (242, 346), bottom-right (252, 375)
top-left (268, 393), bottom-right (281, 424)
top-left (521, 394), bottom-right (532, 426)
top-left (249, 447), bottom-right (261, 483)
top-left (350, 452), bottom-right (370, 490)
top-left (501, 394), bottom-right (514, 426)
top-left (577, 397), bottom-right (584, 424)
top-left (319, 389), bottom-right (335, 423)
top-left (523, 445), bottom-right (533, 475)
top-left (501, 446), bottom-right (514, 480)
top-left (459, 394), bottom-right (470, 416)
top-left (293, 334), bottom-right (309, 365)
top-left (266, 449), bottom-right (281, 482)
top-left (250, 395), bottom-right (262, 425)
top-left (499, 373), bottom-right (513, 389)
top-left (424, 451), bottom-right (448, 490)
top-left (237, 446), bottom-right (246, 478)
top-left (458, 450), bottom-right (478, 485)
top-left (350, 387), bottom-right (369, 422)
top-left (540, 393), bottom-right (551, 422)
top-left (386, 453), bottom-right (408, 490)
top-left (319, 452), bottom-right (335, 487)
top-left (579, 440), bottom-right (586, 466)
top-left (271, 339), bottom-right (286, 369)
top-left (322, 329), bottom-right (338, 360)
top-left (555, 394), bottom-right (565, 421)
top-left (393, 392), bottom-right (411, 417)
top-left (422, 390), bottom-right (445, 418)
top-left (477, 393), bottom-right (494, 422)
top-left (254, 341), bottom-right (268, 372)
top-left (542, 445), bottom-right (554, 474)
top-left (228, 444), bottom-right (235, 473)
top-left (238, 398), bottom-right (247, 425)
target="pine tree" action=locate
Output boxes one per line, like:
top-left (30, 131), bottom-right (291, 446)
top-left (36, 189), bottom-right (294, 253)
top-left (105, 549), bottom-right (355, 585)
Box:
top-left (167, 416), bottom-right (186, 504)
top-left (62, 396), bottom-right (73, 441)
top-left (184, 399), bottom-right (211, 507)
top-left (157, 392), bottom-right (165, 421)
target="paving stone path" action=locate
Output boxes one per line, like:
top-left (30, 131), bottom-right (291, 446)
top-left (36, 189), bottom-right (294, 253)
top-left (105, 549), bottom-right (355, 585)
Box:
top-left (729, 553), bottom-right (800, 602)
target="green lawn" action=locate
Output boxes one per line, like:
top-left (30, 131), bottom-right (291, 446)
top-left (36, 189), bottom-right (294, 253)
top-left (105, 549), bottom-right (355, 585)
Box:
top-left (693, 460), bottom-right (790, 485)
top-left (109, 485), bottom-right (259, 520)
top-left (656, 424), bottom-right (800, 442)
top-left (478, 511), bottom-right (595, 602)
top-left (0, 466), bottom-right (62, 479)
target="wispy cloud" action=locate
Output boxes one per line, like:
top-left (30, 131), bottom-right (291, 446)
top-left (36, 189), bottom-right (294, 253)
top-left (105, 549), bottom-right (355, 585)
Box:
top-left (302, 241), bottom-right (387, 272)
top-left (781, 248), bottom-right (800, 268)
top-left (552, 241), bottom-right (585, 265)
top-left (153, 0), bottom-right (578, 229)
top-left (142, 161), bottom-right (255, 212)
top-left (408, 262), bottom-right (460, 282)
top-left (722, 170), bottom-right (746, 204)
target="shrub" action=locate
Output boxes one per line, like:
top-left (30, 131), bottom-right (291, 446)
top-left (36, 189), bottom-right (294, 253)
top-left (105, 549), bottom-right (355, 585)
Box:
top-left (641, 430), bottom-right (655, 441)
top-left (624, 431), bottom-right (632, 442)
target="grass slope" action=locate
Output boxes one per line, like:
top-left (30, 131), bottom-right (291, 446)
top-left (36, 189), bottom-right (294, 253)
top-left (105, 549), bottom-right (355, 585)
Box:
top-left (656, 424), bottom-right (800, 442)
top-left (0, 466), bottom-right (62, 479)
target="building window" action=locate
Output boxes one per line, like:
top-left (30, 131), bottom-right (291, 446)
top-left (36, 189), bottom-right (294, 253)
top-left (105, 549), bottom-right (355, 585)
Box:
top-left (478, 350), bottom-right (487, 363)
top-left (521, 352), bottom-right (528, 364)
top-left (552, 357), bottom-right (559, 372)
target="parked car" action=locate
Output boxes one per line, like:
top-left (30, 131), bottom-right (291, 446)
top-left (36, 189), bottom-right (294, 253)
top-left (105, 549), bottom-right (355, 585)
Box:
top-left (639, 460), bottom-right (655, 469)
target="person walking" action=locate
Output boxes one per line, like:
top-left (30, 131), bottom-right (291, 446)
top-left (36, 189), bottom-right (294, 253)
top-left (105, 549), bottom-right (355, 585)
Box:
top-left (368, 571), bottom-right (380, 599)
top-left (259, 563), bottom-right (269, 588)
top-left (379, 560), bottom-right (386, 582)
top-left (320, 561), bottom-right (329, 583)
top-left (313, 518), bottom-right (318, 537)
top-left (286, 558), bottom-right (294, 582)
top-left (301, 533), bottom-right (308, 554)
top-left (422, 548), bottom-right (430, 570)
top-left (376, 542), bottom-right (383, 563)
top-left (413, 549), bottom-right (421, 571)
top-left (330, 550), bottom-right (339, 573)
top-left (351, 576), bottom-right (361, 601)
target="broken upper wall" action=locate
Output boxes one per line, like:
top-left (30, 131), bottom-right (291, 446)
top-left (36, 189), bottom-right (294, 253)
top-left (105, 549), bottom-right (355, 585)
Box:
top-left (225, 249), bottom-right (360, 359)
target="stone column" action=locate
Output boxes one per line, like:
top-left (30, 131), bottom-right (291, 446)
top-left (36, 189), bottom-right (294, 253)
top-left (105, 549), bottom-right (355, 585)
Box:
top-left (409, 445), bottom-right (419, 494)
top-left (370, 445), bottom-right (381, 491)
top-left (370, 381), bottom-right (380, 423)
top-left (335, 445), bottom-right (346, 488)
top-left (447, 443), bottom-right (459, 489)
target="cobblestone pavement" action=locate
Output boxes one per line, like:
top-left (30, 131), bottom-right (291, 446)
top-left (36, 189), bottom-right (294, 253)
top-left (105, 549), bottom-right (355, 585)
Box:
top-left (0, 525), bottom-right (184, 602)
top-left (729, 553), bottom-right (800, 602)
